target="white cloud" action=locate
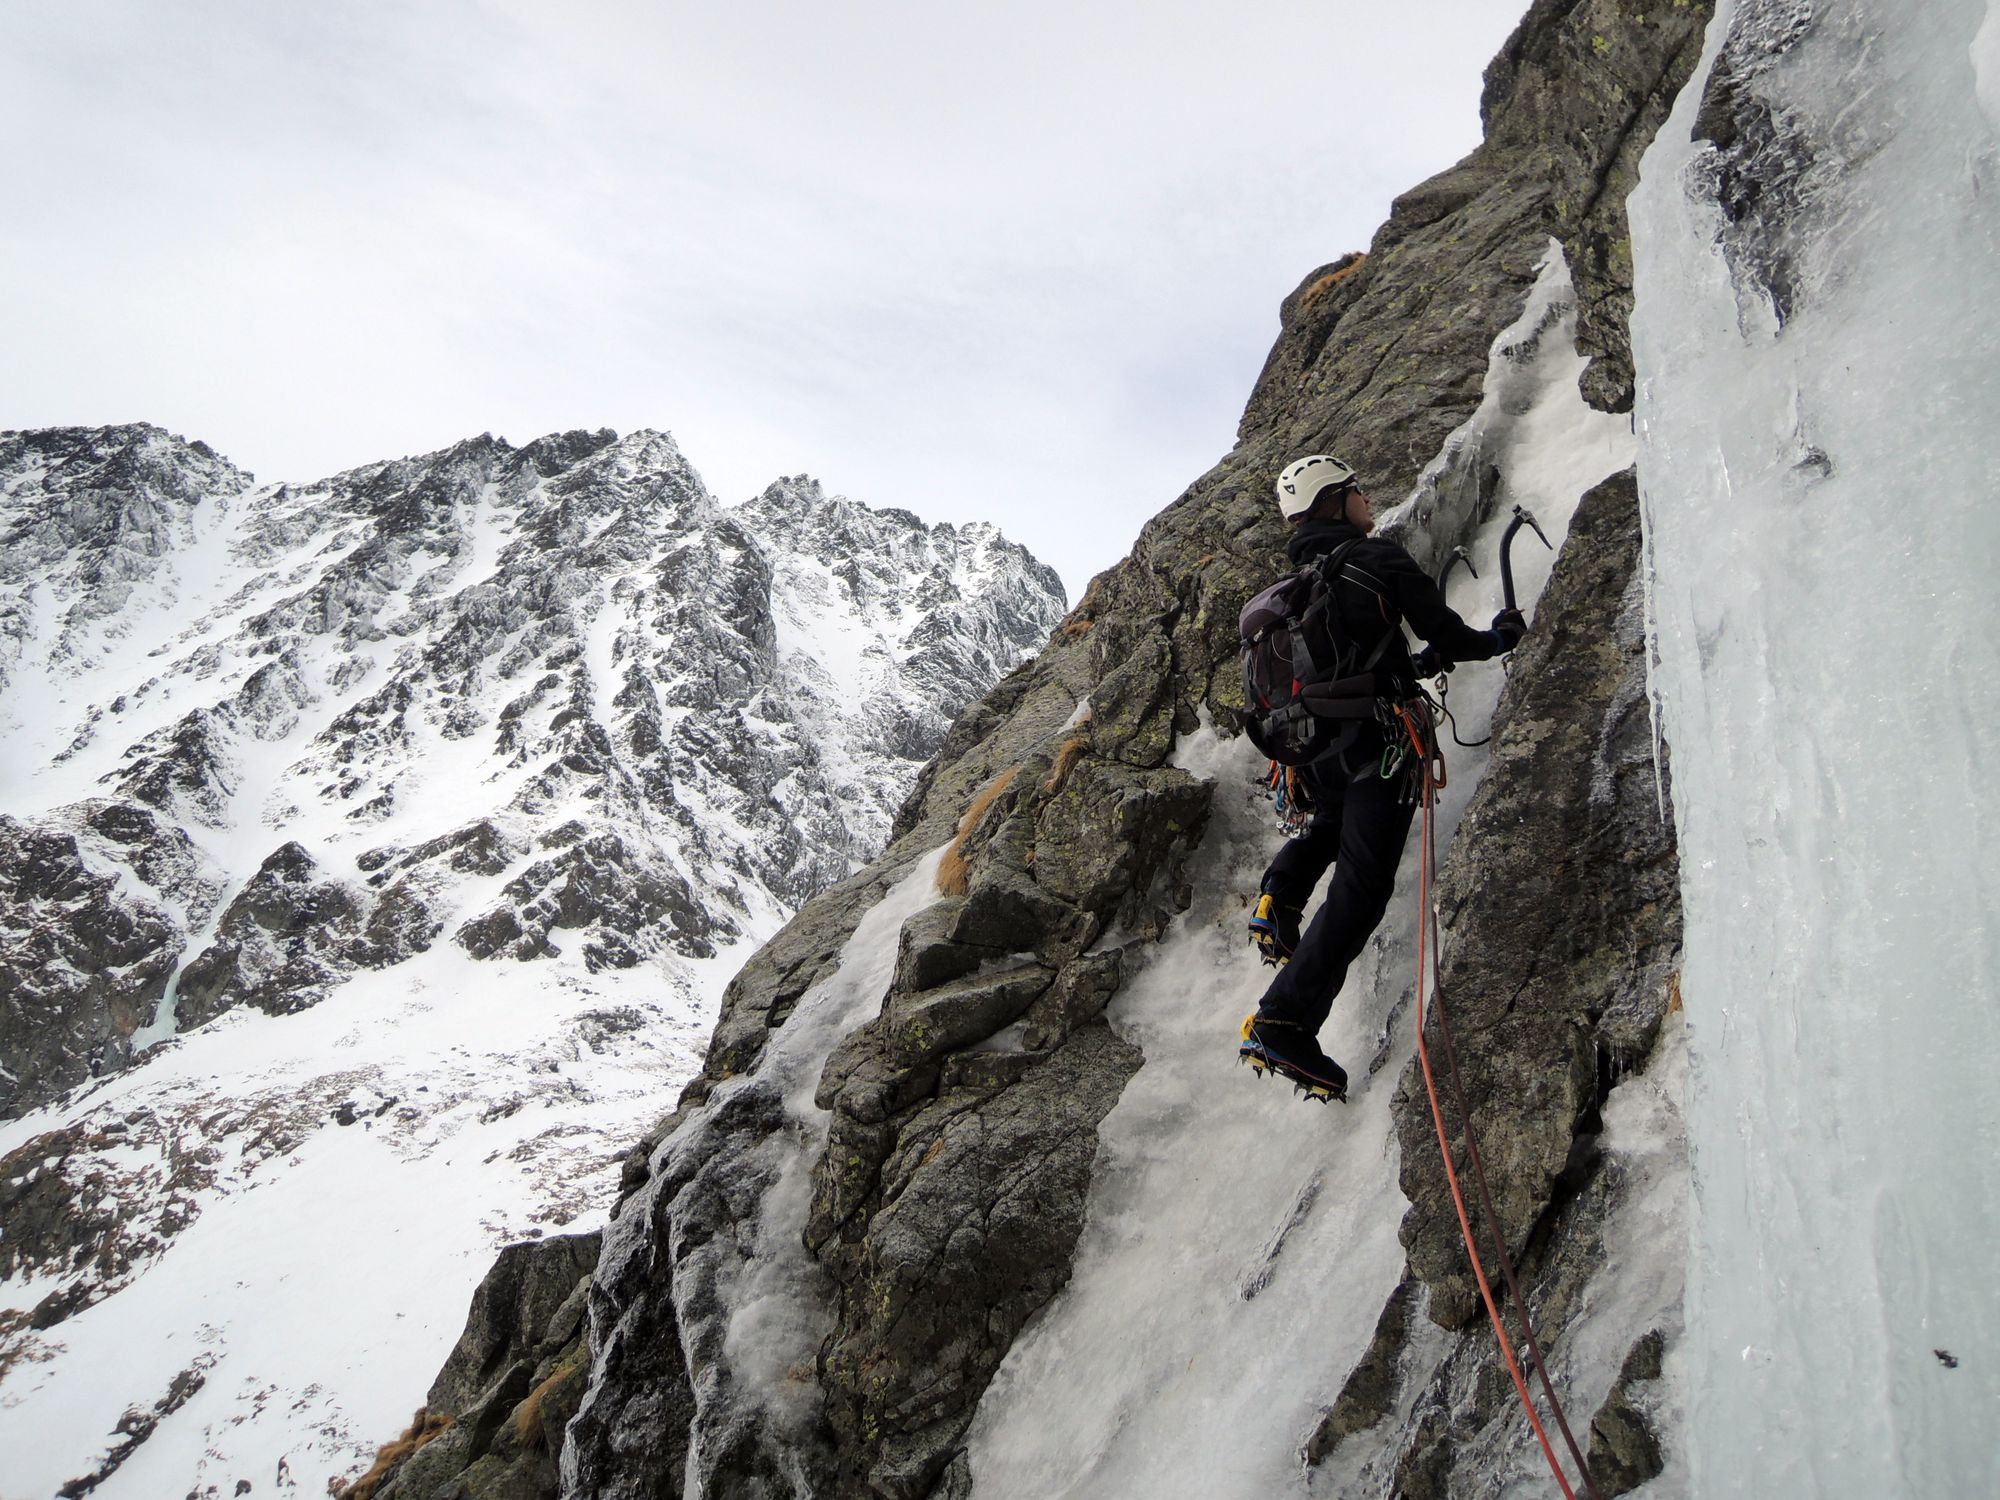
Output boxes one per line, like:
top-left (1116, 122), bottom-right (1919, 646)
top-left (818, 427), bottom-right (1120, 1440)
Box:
top-left (3, 0), bottom-right (1528, 594)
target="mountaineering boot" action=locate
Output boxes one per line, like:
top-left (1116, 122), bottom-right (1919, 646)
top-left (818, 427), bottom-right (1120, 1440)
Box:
top-left (1238, 1014), bottom-right (1348, 1102)
top-left (1248, 891), bottom-right (1304, 966)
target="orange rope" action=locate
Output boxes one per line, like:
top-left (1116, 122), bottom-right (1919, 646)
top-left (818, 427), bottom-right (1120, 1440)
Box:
top-left (1401, 706), bottom-right (1598, 1500)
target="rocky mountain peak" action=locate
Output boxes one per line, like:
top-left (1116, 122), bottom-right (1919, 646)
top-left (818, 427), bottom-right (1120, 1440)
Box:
top-left (516, 425), bottom-right (620, 475)
top-left (0, 424), bottom-right (255, 702)
top-left (0, 407), bottom-right (1068, 1494)
top-left (0, 422), bottom-right (1066, 1124)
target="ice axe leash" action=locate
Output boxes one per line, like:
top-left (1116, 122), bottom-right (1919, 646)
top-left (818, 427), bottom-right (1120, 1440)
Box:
top-left (1425, 505), bottom-right (1553, 745)
top-left (1498, 503), bottom-right (1553, 613)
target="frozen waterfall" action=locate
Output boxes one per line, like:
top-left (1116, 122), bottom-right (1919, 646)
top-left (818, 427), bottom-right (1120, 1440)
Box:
top-left (1630, 0), bottom-right (2000, 1493)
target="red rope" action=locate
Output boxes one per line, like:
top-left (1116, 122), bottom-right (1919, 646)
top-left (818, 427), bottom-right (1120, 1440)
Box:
top-left (1400, 706), bottom-right (1599, 1500)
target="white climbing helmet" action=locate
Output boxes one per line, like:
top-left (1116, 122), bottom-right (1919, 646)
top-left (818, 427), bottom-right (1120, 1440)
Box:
top-left (1274, 454), bottom-right (1358, 520)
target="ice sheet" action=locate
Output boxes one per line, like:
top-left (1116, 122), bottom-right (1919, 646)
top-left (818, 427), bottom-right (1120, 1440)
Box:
top-left (1631, 0), bottom-right (2000, 1491)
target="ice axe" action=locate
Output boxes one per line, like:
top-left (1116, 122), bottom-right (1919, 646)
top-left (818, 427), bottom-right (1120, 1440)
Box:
top-left (1437, 545), bottom-right (1477, 593)
top-left (1416, 547), bottom-right (1481, 679)
top-left (1498, 504), bottom-right (1552, 613)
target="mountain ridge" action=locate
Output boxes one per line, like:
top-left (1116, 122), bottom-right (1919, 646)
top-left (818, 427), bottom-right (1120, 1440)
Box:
top-left (0, 422), bottom-right (1065, 1496)
top-left (0, 420), bottom-right (1064, 1117)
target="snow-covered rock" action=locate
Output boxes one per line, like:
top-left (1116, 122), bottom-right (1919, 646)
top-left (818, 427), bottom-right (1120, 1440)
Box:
top-left (0, 422), bottom-right (1063, 1497)
top-left (0, 422), bottom-right (1063, 1116)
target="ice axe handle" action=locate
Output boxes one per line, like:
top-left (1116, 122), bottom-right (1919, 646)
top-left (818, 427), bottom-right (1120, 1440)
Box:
top-left (1497, 504), bottom-right (1553, 612)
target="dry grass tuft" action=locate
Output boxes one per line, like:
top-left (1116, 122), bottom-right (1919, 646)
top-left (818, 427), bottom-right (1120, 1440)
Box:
top-left (511, 1355), bottom-right (583, 1451)
top-left (1057, 578), bottom-right (1106, 639)
top-left (937, 849), bottom-right (970, 898)
top-left (1666, 971), bottom-right (1683, 1015)
top-left (936, 766), bottom-right (1020, 897)
top-left (1043, 734), bottom-right (1090, 795)
top-left (1298, 251), bottom-right (1368, 312)
top-left (334, 1408), bottom-right (453, 1500)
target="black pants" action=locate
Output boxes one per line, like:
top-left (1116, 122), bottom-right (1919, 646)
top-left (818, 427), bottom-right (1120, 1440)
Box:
top-left (1255, 761), bottom-right (1417, 1036)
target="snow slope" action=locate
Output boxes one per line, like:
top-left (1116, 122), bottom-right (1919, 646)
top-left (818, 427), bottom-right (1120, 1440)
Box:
top-left (0, 424), bottom-right (1064, 1499)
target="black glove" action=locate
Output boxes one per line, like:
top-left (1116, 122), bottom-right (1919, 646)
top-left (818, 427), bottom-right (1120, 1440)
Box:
top-left (1412, 645), bottom-right (1449, 678)
top-left (1490, 608), bottom-right (1526, 651)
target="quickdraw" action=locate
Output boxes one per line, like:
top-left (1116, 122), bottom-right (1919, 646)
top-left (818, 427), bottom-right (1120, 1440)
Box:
top-left (1381, 694), bottom-right (1448, 798)
top-left (1262, 760), bottom-right (1312, 836)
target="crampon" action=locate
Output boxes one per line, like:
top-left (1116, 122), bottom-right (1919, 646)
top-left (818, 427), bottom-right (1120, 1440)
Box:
top-left (1238, 1015), bottom-right (1348, 1103)
top-left (1247, 892), bottom-right (1300, 967)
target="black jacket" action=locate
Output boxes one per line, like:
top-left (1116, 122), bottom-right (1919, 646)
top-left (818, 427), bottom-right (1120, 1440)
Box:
top-left (1285, 519), bottom-right (1502, 692)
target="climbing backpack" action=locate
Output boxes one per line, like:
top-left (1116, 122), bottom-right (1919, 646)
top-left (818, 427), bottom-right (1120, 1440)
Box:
top-left (1239, 539), bottom-right (1400, 770)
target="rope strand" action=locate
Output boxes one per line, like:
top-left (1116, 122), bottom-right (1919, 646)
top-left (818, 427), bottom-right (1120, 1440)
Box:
top-left (1402, 708), bottom-right (1599, 1500)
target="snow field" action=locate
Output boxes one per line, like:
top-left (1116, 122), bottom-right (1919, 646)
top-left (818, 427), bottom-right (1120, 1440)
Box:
top-left (0, 935), bottom-right (753, 1500)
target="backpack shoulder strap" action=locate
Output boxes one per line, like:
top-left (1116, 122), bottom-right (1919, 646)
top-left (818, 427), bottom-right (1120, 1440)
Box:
top-left (1294, 538), bottom-right (1365, 618)
top-left (1323, 539), bottom-right (1409, 674)
top-left (1281, 538), bottom-right (1367, 683)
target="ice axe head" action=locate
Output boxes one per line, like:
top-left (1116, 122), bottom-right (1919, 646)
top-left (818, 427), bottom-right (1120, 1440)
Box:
top-left (1512, 503), bottom-right (1553, 552)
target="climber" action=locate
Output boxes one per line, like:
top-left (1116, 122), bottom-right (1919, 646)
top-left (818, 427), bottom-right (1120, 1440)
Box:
top-left (1237, 454), bottom-right (1526, 1101)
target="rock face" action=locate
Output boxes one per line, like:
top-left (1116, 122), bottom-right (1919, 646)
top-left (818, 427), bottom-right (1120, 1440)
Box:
top-left (322, 3), bottom-right (1714, 1499)
top-left (361, 1233), bottom-right (603, 1500)
top-left (562, 742), bottom-right (1204, 1498)
top-left (0, 425), bottom-right (1064, 1119)
top-left (300, 2), bottom-right (1723, 1495)
top-left (0, 424), bottom-right (249, 702)
top-left (1391, 470), bottom-right (1679, 1332)
top-left (0, 814), bottom-right (184, 1105)
top-left (173, 839), bottom-right (429, 1026)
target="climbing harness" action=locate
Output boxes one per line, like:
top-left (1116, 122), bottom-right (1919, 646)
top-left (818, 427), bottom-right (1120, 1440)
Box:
top-left (1403, 712), bottom-right (1601, 1500)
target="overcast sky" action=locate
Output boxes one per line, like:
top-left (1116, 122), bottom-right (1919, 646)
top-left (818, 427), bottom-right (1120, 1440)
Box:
top-left (3, 1), bottom-right (1526, 597)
